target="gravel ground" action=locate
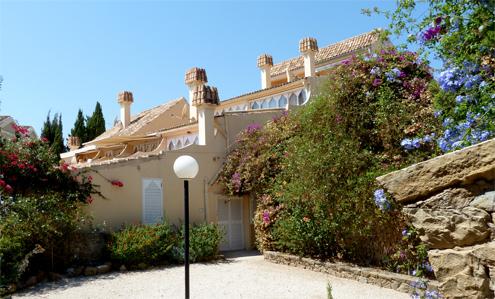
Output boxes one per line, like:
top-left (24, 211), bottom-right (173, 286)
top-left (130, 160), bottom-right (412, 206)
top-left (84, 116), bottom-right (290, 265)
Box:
top-left (14, 251), bottom-right (409, 299)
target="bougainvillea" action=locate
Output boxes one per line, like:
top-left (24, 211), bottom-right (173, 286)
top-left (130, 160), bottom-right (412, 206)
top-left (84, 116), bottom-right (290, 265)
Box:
top-left (367, 0), bottom-right (495, 151)
top-left (0, 125), bottom-right (100, 288)
top-left (221, 49), bottom-right (439, 270)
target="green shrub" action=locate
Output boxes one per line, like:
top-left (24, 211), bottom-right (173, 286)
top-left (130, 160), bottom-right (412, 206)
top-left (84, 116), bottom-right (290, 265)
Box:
top-left (109, 223), bottom-right (175, 266)
top-left (0, 193), bottom-right (89, 285)
top-left (173, 223), bottom-right (224, 263)
top-left (222, 49), bottom-right (439, 271)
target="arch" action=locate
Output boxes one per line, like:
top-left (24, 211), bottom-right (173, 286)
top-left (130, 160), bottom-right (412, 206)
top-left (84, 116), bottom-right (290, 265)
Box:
top-left (184, 138), bottom-right (191, 146)
top-left (278, 95), bottom-right (287, 108)
top-left (176, 140), bottom-right (182, 149)
top-left (261, 100), bottom-right (269, 109)
top-left (268, 97), bottom-right (277, 108)
top-left (298, 90), bottom-right (306, 105)
top-left (251, 102), bottom-right (259, 109)
top-left (168, 141), bottom-right (175, 151)
top-left (289, 93), bottom-right (298, 106)
top-left (193, 136), bottom-right (199, 145)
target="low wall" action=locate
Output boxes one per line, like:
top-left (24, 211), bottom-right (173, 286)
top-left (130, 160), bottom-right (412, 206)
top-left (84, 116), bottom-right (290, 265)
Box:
top-left (264, 251), bottom-right (439, 294)
top-left (377, 138), bottom-right (495, 299)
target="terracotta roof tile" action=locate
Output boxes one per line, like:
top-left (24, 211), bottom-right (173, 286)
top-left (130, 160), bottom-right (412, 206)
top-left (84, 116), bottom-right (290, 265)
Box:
top-left (88, 98), bottom-right (184, 144)
top-left (270, 30), bottom-right (379, 76)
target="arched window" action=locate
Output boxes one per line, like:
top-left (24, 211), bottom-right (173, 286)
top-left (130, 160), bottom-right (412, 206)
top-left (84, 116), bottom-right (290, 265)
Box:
top-left (176, 140), bottom-right (182, 149)
top-left (278, 95), bottom-right (287, 108)
top-left (289, 93), bottom-right (298, 106)
top-left (228, 107), bottom-right (233, 112)
top-left (251, 102), bottom-right (259, 109)
top-left (261, 100), bottom-right (269, 109)
top-left (168, 141), bottom-right (175, 151)
top-left (298, 90), bottom-right (306, 105)
top-left (268, 98), bottom-right (277, 108)
top-left (184, 138), bottom-right (191, 146)
top-left (193, 136), bottom-right (199, 145)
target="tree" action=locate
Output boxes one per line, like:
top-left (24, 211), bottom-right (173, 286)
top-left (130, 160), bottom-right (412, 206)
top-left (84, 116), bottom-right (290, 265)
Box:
top-left (71, 109), bottom-right (87, 144)
top-left (365, 0), bottom-right (495, 151)
top-left (86, 101), bottom-right (106, 141)
top-left (40, 112), bottom-right (65, 157)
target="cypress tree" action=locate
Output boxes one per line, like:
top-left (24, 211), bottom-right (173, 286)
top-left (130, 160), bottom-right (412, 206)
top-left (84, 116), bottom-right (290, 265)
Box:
top-left (71, 109), bottom-right (87, 143)
top-left (41, 111), bottom-right (53, 143)
top-left (86, 101), bottom-right (106, 141)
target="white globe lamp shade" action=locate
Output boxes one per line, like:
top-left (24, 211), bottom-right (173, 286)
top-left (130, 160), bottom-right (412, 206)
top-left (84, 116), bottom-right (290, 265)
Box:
top-left (173, 155), bottom-right (199, 179)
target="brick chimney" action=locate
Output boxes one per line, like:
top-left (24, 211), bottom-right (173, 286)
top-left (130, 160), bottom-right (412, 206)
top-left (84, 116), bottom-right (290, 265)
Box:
top-left (192, 84), bottom-right (219, 146)
top-left (118, 91), bottom-right (133, 128)
top-left (257, 54), bottom-right (273, 89)
top-left (299, 37), bottom-right (318, 77)
top-left (185, 67), bottom-right (208, 121)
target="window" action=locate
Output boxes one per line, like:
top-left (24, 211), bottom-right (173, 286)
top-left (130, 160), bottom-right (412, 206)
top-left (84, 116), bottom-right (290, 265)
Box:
top-left (142, 179), bottom-right (163, 225)
top-left (193, 136), bottom-right (199, 144)
top-left (184, 138), bottom-right (191, 146)
top-left (261, 100), bottom-right (269, 109)
top-left (278, 95), bottom-right (287, 108)
top-left (168, 141), bottom-right (175, 151)
top-left (298, 90), bottom-right (306, 105)
top-left (267, 98), bottom-right (276, 108)
top-left (289, 94), bottom-right (298, 106)
top-left (251, 102), bottom-right (259, 109)
top-left (176, 140), bottom-right (182, 149)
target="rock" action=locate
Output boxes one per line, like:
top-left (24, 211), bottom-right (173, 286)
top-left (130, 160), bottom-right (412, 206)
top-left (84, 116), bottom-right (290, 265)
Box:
top-left (377, 138), bottom-right (495, 203)
top-left (97, 264), bottom-right (111, 274)
top-left (23, 276), bottom-right (37, 288)
top-left (137, 263), bottom-right (148, 270)
top-left (404, 206), bottom-right (491, 249)
top-left (470, 191), bottom-right (495, 212)
top-left (406, 188), bottom-right (474, 209)
top-left (84, 266), bottom-right (98, 276)
top-left (428, 242), bottom-right (495, 299)
top-left (119, 265), bottom-right (127, 272)
top-left (48, 272), bottom-right (63, 281)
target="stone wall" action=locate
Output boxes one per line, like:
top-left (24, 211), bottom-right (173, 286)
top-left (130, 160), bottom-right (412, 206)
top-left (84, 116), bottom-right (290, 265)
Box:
top-left (377, 138), bottom-right (495, 299)
top-left (264, 251), bottom-right (439, 294)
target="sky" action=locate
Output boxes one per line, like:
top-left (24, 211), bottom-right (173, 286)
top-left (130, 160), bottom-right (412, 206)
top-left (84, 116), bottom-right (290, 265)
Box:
top-left (0, 0), bottom-right (434, 138)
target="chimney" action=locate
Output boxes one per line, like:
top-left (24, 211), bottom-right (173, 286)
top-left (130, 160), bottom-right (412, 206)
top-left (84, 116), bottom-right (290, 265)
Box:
top-left (67, 136), bottom-right (81, 151)
top-left (299, 37), bottom-right (318, 77)
top-left (185, 67), bottom-right (208, 121)
top-left (257, 54), bottom-right (273, 89)
top-left (192, 84), bottom-right (219, 146)
top-left (118, 91), bottom-right (133, 128)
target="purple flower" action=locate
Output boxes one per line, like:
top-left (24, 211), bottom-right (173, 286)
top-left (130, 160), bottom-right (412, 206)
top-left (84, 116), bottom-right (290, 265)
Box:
top-left (374, 189), bottom-right (390, 211)
top-left (246, 123), bottom-right (261, 133)
top-left (402, 229), bottom-right (408, 236)
top-left (372, 78), bottom-right (382, 87)
top-left (262, 210), bottom-right (270, 224)
top-left (231, 172), bottom-right (241, 192)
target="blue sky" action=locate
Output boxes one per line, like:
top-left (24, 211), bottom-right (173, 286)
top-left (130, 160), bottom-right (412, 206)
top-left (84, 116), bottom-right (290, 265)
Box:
top-left (0, 0), bottom-right (432, 137)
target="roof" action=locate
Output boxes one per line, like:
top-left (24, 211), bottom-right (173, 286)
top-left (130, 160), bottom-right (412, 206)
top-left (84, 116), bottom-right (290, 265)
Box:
top-left (270, 30), bottom-right (380, 76)
top-left (87, 98), bottom-right (185, 145)
top-left (221, 79), bottom-right (305, 104)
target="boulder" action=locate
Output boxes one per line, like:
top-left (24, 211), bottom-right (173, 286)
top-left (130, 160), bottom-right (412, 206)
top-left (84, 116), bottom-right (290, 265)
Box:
top-left (48, 272), bottom-right (64, 281)
top-left (119, 265), bottom-right (127, 272)
top-left (404, 207), bottom-right (491, 249)
top-left (406, 188), bottom-right (473, 209)
top-left (428, 242), bottom-right (495, 299)
top-left (470, 191), bottom-right (495, 213)
top-left (97, 263), bottom-right (111, 274)
top-left (377, 138), bottom-right (495, 203)
top-left (84, 266), bottom-right (98, 276)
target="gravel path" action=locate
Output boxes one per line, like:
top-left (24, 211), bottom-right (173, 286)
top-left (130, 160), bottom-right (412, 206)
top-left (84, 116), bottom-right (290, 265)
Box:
top-left (14, 252), bottom-right (409, 299)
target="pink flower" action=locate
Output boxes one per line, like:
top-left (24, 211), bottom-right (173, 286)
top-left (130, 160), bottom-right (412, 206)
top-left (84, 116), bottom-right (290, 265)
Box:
top-left (372, 78), bottom-right (382, 87)
top-left (111, 180), bottom-right (124, 187)
top-left (262, 210), bottom-right (270, 224)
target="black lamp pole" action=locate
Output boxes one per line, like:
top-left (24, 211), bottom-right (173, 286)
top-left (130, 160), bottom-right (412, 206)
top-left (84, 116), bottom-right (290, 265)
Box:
top-left (183, 180), bottom-right (190, 299)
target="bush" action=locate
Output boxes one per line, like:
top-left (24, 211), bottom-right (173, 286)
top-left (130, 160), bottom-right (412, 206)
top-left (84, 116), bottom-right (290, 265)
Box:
top-left (109, 222), bottom-right (223, 266)
top-left (222, 49), bottom-right (439, 271)
top-left (0, 127), bottom-right (98, 289)
top-left (173, 223), bottom-right (223, 263)
top-left (109, 223), bottom-right (175, 267)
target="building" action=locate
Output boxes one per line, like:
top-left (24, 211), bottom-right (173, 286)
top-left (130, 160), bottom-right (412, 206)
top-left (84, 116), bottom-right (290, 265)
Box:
top-left (61, 30), bottom-right (385, 251)
top-left (0, 115), bottom-right (37, 139)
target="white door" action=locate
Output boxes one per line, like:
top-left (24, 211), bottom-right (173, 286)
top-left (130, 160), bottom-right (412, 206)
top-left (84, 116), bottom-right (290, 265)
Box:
top-left (218, 197), bottom-right (244, 251)
top-left (142, 178), bottom-right (163, 225)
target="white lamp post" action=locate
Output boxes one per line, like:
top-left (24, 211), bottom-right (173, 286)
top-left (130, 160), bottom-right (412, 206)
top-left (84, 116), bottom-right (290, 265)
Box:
top-left (173, 155), bottom-right (199, 299)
